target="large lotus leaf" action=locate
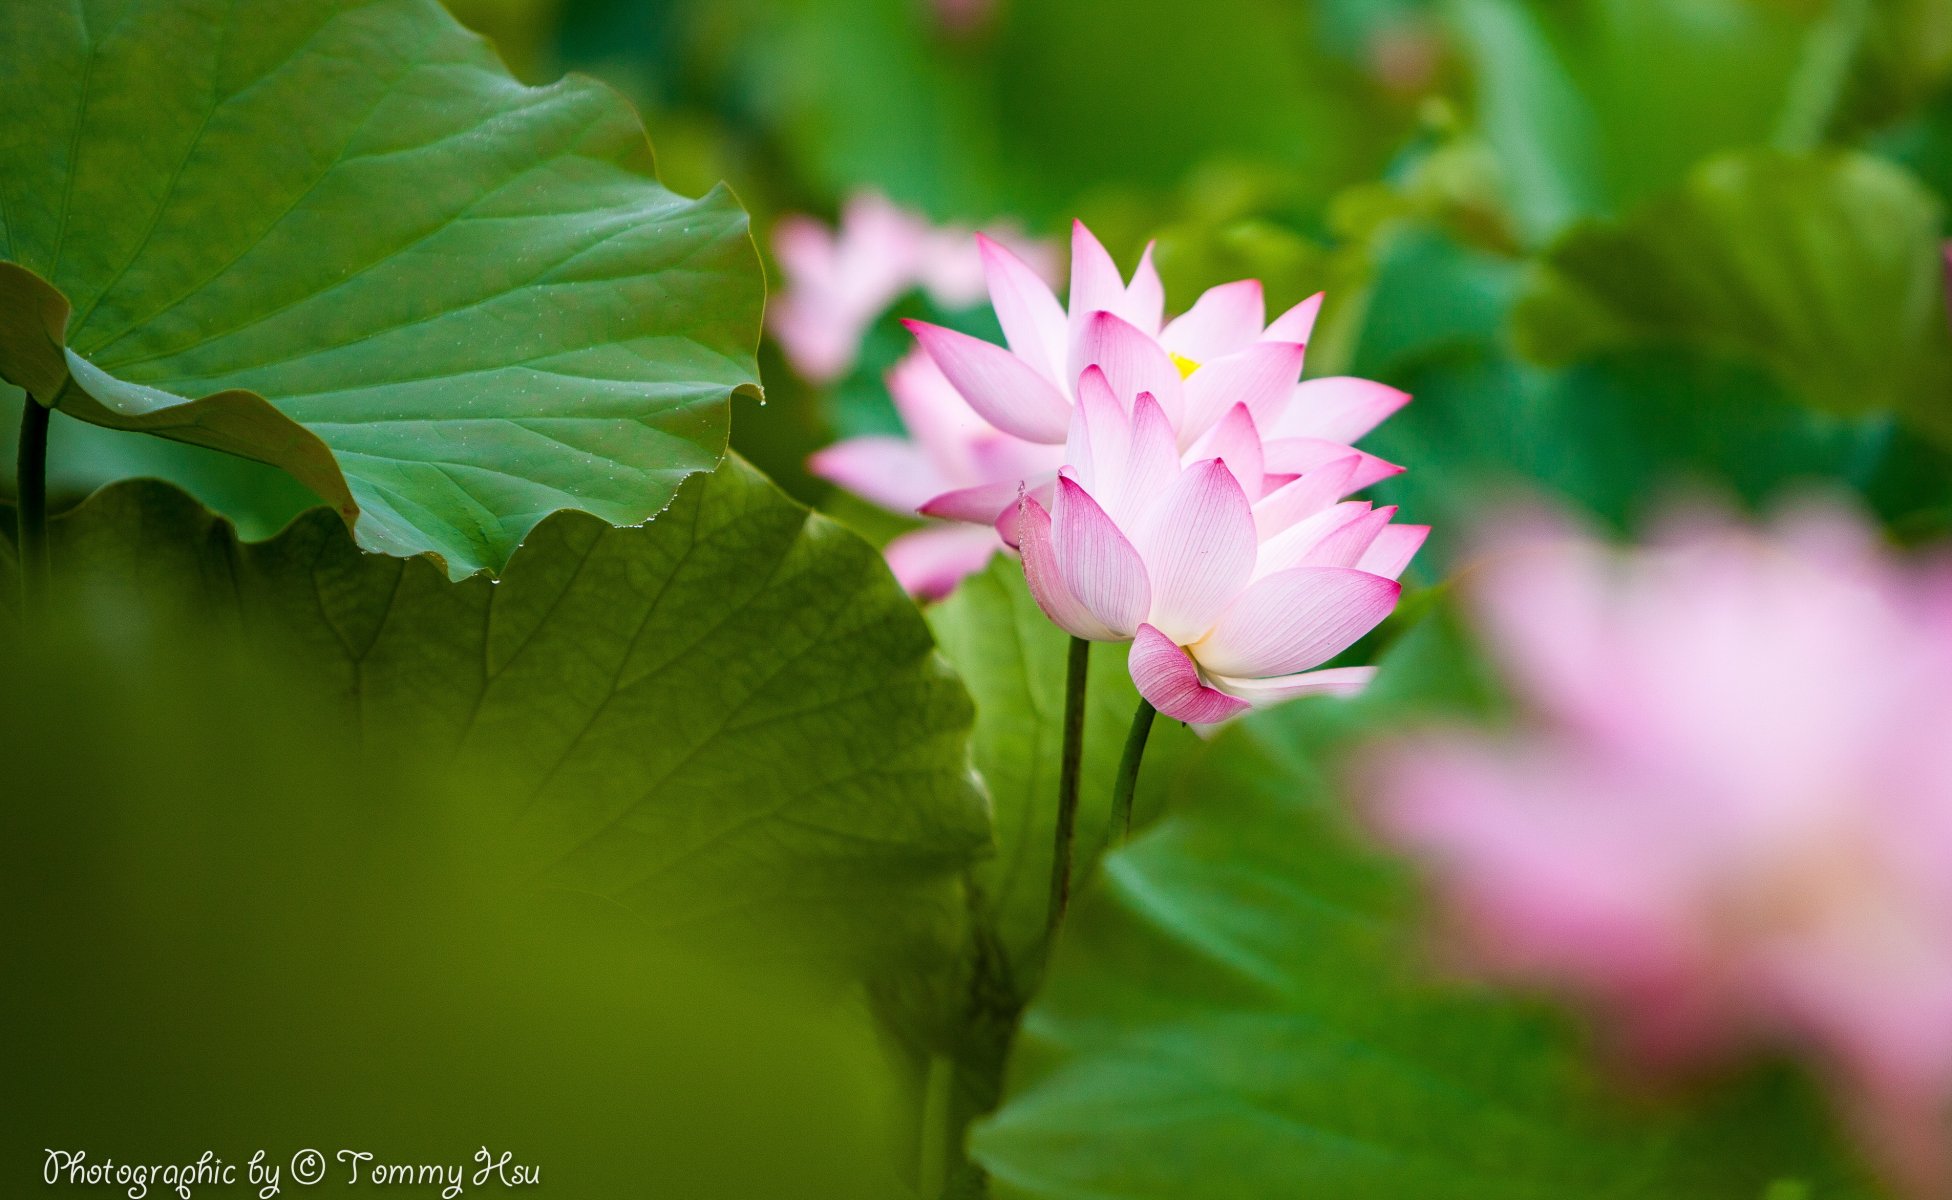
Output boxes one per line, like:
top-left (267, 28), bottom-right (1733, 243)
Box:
top-left (1511, 151), bottom-right (1952, 430)
top-left (0, 457), bottom-right (989, 961)
top-left (971, 618), bottom-right (1887, 1200)
top-left (0, 0), bottom-right (763, 577)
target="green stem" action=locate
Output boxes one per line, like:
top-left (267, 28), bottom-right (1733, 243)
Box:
top-left (1110, 699), bottom-right (1157, 842)
top-left (1046, 636), bottom-right (1091, 940)
top-left (16, 399), bottom-right (49, 613)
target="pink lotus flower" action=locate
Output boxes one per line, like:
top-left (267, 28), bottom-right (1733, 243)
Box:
top-left (810, 351), bottom-right (1061, 599)
top-left (1362, 506), bottom-right (1952, 1197)
top-left (1016, 367), bottom-right (1425, 724)
top-left (904, 221), bottom-right (1408, 534)
top-left (769, 193), bottom-right (1054, 383)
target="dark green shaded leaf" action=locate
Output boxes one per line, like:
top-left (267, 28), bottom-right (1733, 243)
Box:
top-left (2, 458), bottom-right (987, 962)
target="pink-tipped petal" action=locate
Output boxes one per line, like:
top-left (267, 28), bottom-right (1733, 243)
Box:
top-left (996, 479), bottom-right (1055, 548)
top-left (1162, 279), bottom-right (1266, 364)
top-left (1303, 504), bottom-right (1397, 569)
top-left (1264, 438), bottom-right (1403, 490)
top-left (1208, 665), bottom-right (1378, 706)
top-left (1019, 495), bottom-right (1125, 641)
top-left (1071, 310), bottom-right (1186, 427)
top-left (884, 525), bottom-right (1001, 601)
top-left (1125, 241), bottom-right (1165, 335)
top-left (1196, 567), bottom-right (1401, 678)
top-left (1068, 366), bottom-right (1129, 494)
top-left (1068, 221), bottom-right (1126, 330)
top-left (1131, 458), bottom-right (1257, 644)
top-left (1052, 476), bottom-right (1152, 637)
top-left (1187, 403), bottom-right (1267, 500)
top-left (1130, 624), bottom-right (1252, 724)
top-left (1118, 391), bottom-right (1182, 522)
top-left (1181, 341), bottom-right (1309, 442)
top-left (1264, 292), bottom-right (1324, 344)
top-left (980, 233), bottom-right (1069, 386)
top-left (920, 479), bottom-right (1022, 525)
top-left (1252, 456), bottom-right (1364, 539)
top-left (1266, 377), bottom-right (1412, 444)
top-left (1358, 524), bottom-right (1430, 581)
top-left (906, 320), bottom-right (1072, 443)
top-left (1253, 501), bottom-right (1373, 579)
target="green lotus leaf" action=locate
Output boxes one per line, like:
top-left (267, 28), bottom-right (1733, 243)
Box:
top-left (1512, 151), bottom-right (1952, 427)
top-left (971, 618), bottom-right (1886, 1199)
top-left (1450, 0), bottom-right (1819, 243)
top-left (2, 457), bottom-right (988, 962)
top-left (0, 0), bottom-right (763, 577)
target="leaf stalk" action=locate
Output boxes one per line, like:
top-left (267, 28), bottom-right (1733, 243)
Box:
top-left (1110, 699), bottom-right (1158, 842)
top-left (1046, 636), bottom-right (1091, 940)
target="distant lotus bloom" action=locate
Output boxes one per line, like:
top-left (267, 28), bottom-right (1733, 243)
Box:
top-left (810, 351), bottom-right (1062, 599)
top-left (770, 192), bottom-right (1054, 383)
top-left (1363, 507), bottom-right (1952, 1197)
top-left (904, 220), bottom-right (1408, 541)
top-left (1016, 367), bottom-right (1424, 723)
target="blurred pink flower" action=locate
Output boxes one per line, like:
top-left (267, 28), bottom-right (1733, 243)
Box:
top-left (809, 351), bottom-right (1061, 599)
top-left (769, 192), bottom-right (1054, 383)
top-left (1016, 367), bottom-right (1422, 723)
top-left (1363, 506), bottom-right (1952, 1196)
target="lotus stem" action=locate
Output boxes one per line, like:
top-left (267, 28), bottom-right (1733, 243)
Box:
top-left (16, 399), bottom-right (49, 613)
top-left (1046, 635), bottom-right (1091, 940)
top-left (1110, 699), bottom-right (1157, 842)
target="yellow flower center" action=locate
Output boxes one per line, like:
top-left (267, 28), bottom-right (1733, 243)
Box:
top-left (1171, 352), bottom-right (1201, 379)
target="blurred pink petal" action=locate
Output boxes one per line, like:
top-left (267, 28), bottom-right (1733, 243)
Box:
top-left (768, 196), bottom-right (927, 383)
top-left (884, 525), bottom-right (1000, 601)
top-left (808, 436), bottom-right (941, 514)
top-left (1362, 504), bottom-right (1952, 1198)
top-left (1130, 624), bottom-right (1251, 724)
